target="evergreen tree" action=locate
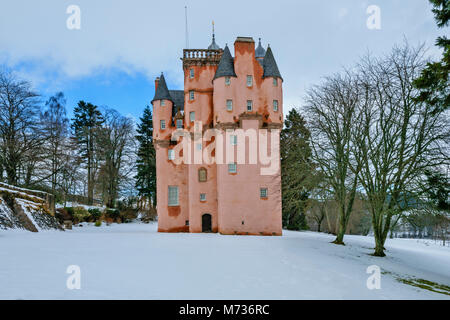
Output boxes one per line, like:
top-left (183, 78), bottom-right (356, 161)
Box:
top-left (71, 101), bottom-right (104, 205)
top-left (135, 105), bottom-right (157, 208)
top-left (424, 169), bottom-right (450, 212)
top-left (281, 108), bottom-right (318, 230)
top-left (414, 0), bottom-right (449, 114)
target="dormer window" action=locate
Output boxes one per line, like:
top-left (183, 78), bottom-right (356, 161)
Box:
top-left (161, 99), bottom-right (166, 106)
top-left (189, 68), bottom-right (194, 79)
top-left (247, 75), bottom-right (253, 87)
top-left (189, 90), bottom-right (195, 100)
top-left (273, 78), bottom-right (278, 87)
top-left (225, 76), bottom-right (231, 86)
top-left (247, 100), bottom-right (253, 112)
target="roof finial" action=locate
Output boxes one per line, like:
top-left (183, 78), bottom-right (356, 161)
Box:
top-left (208, 20), bottom-right (220, 50)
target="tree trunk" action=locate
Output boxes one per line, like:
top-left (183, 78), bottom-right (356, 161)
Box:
top-left (373, 234), bottom-right (386, 257)
top-left (87, 137), bottom-right (93, 205)
top-left (333, 207), bottom-right (347, 245)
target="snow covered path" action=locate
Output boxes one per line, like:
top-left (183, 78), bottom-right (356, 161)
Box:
top-left (0, 222), bottom-right (449, 299)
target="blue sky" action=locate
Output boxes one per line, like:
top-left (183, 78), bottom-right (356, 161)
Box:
top-left (0, 0), bottom-right (444, 120)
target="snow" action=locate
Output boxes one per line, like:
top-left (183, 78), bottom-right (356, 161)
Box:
top-left (0, 222), bottom-right (449, 299)
top-left (16, 199), bottom-right (42, 232)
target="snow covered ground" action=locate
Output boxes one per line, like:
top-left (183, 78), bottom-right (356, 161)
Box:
top-left (0, 222), bottom-right (449, 299)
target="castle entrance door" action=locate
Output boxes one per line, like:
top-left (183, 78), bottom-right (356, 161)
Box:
top-left (202, 214), bottom-right (212, 233)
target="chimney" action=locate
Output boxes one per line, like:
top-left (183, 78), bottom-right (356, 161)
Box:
top-left (155, 77), bottom-right (160, 92)
top-left (234, 36), bottom-right (255, 58)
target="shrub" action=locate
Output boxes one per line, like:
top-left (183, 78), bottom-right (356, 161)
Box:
top-left (94, 220), bottom-right (102, 227)
top-left (72, 207), bottom-right (90, 223)
top-left (2, 191), bottom-right (16, 211)
top-left (106, 208), bottom-right (120, 220)
top-left (120, 208), bottom-right (138, 223)
top-left (88, 208), bottom-right (101, 220)
top-left (65, 207), bottom-right (75, 217)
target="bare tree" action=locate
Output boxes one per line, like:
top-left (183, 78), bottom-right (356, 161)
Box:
top-left (97, 108), bottom-right (134, 208)
top-left (354, 43), bottom-right (449, 256)
top-left (37, 92), bottom-right (70, 193)
top-left (0, 69), bottom-right (42, 185)
top-left (304, 71), bottom-right (363, 245)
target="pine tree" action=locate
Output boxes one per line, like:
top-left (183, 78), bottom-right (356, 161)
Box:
top-left (135, 105), bottom-right (157, 208)
top-left (414, 0), bottom-right (449, 114)
top-left (71, 101), bottom-right (104, 205)
top-left (281, 108), bottom-right (318, 230)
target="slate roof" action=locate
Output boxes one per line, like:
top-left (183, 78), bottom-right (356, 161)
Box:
top-left (208, 34), bottom-right (221, 50)
top-left (262, 46), bottom-right (282, 80)
top-left (213, 45), bottom-right (237, 79)
top-left (152, 74), bottom-right (172, 102)
top-left (255, 38), bottom-right (266, 58)
top-left (169, 90), bottom-right (185, 117)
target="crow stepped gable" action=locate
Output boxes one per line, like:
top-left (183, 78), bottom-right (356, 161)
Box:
top-left (152, 34), bottom-right (283, 235)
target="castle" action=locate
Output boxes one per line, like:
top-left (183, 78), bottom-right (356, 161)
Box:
top-left (151, 33), bottom-right (283, 235)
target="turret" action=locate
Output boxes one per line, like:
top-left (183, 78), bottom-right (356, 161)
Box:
top-left (213, 36), bottom-right (283, 126)
top-left (152, 73), bottom-right (175, 140)
top-left (255, 38), bottom-right (266, 64)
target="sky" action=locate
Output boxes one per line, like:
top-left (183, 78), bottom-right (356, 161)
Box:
top-left (0, 0), bottom-right (444, 120)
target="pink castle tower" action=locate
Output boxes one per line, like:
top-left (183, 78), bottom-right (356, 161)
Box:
top-left (152, 34), bottom-right (283, 235)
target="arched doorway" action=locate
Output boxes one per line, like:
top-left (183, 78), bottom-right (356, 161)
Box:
top-left (202, 214), bottom-right (212, 233)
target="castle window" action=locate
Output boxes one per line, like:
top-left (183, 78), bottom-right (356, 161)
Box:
top-left (226, 99), bottom-right (233, 111)
top-left (273, 78), bottom-right (278, 87)
top-left (189, 90), bottom-right (195, 100)
top-left (161, 99), bottom-right (166, 106)
top-left (168, 149), bottom-right (175, 160)
top-left (230, 135), bottom-right (237, 146)
top-left (196, 143), bottom-right (202, 151)
top-left (168, 186), bottom-right (179, 206)
top-left (198, 168), bottom-right (207, 182)
top-left (247, 100), bottom-right (253, 112)
top-left (160, 120), bottom-right (166, 130)
top-left (200, 193), bottom-right (206, 202)
top-left (260, 188), bottom-right (268, 199)
top-left (176, 119), bottom-right (183, 129)
top-left (228, 163), bottom-right (237, 174)
top-left (189, 68), bottom-right (194, 79)
top-left (273, 100), bottom-right (279, 112)
top-left (225, 76), bottom-right (231, 86)
top-left (185, 220), bottom-right (189, 226)
top-left (247, 75), bottom-right (253, 87)
top-left (189, 111), bottom-right (195, 122)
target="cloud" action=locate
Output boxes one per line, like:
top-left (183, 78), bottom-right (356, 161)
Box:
top-left (0, 0), bottom-right (442, 115)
